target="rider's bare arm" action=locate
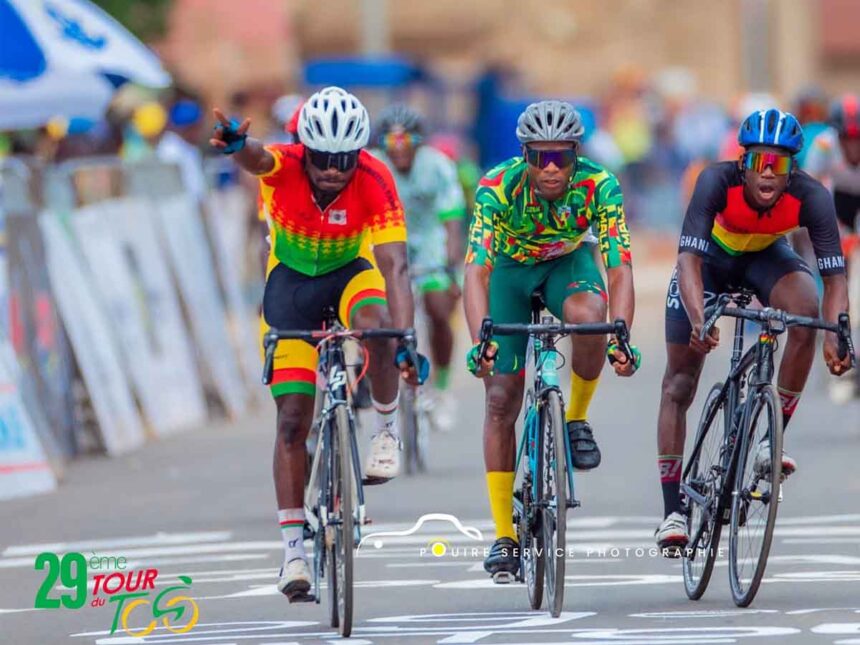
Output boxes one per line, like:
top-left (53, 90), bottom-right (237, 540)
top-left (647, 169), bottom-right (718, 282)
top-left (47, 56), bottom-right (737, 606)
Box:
top-left (677, 252), bottom-right (706, 329)
top-left (606, 264), bottom-right (634, 329)
top-left (374, 242), bottom-right (414, 331)
top-left (464, 263), bottom-right (491, 341)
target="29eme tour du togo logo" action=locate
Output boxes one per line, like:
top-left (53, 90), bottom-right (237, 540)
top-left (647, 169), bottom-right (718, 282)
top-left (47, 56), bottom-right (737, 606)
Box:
top-left (34, 551), bottom-right (199, 637)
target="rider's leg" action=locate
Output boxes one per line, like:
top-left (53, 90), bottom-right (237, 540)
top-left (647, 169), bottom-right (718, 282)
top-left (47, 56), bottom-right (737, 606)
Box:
top-left (745, 243), bottom-right (820, 430)
top-left (424, 287), bottom-right (457, 391)
top-left (561, 291), bottom-right (607, 419)
top-left (766, 270), bottom-right (820, 428)
top-left (483, 372), bottom-right (526, 540)
top-left (658, 343), bottom-right (706, 517)
top-left (545, 246), bottom-right (608, 469)
top-left (339, 267), bottom-right (403, 482)
top-left (273, 391), bottom-right (316, 562)
top-left (339, 268), bottom-right (399, 434)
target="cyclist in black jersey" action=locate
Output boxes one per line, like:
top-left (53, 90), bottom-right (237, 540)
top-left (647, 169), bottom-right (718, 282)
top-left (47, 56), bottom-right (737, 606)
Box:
top-left (655, 109), bottom-right (854, 554)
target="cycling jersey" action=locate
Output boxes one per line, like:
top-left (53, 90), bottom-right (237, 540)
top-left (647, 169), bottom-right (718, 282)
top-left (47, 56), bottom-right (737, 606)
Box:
top-left (373, 145), bottom-right (465, 285)
top-left (466, 156), bottom-right (632, 270)
top-left (679, 161), bottom-right (845, 275)
top-left (259, 144), bottom-right (406, 277)
top-left (803, 128), bottom-right (860, 231)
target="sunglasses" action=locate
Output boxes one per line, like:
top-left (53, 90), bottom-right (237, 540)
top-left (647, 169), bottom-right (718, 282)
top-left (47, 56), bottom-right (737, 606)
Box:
top-left (524, 146), bottom-right (577, 170)
top-left (380, 131), bottom-right (422, 150)
top-left (742, 151), bottom-right (793, 175)
top-left (306, 148), bottom-right (359, 172)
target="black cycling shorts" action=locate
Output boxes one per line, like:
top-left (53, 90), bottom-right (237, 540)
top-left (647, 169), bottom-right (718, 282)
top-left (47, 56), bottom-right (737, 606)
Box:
top-left (665, 241), bottom-right (813, 345)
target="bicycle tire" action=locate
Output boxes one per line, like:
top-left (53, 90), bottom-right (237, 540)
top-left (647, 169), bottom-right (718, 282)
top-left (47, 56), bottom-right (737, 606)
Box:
top-left (682, 382), bottom-right (728, 600)
top-left (729, 383), bottom-right (782, 607)
top-left (400, 387), bottom-right (418, 475)
top-left (330, 404), bottom-right (354, 635)
top-left (415, 391), bottom-right (431, 473)
top-left (542, 390), bottom-right (567, 617)
top-left (518, 411), bottom-right (545, 610)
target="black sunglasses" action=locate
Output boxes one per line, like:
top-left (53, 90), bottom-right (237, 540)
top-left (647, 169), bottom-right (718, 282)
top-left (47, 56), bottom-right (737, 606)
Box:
top-left (306, 148), bottom-right (359, 172)
top-left (524, 146), bottom-right (577, 170)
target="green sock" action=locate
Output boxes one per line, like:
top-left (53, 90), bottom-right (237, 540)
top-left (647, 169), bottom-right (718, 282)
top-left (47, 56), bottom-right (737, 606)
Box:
top-left (435, 365), bottom-right (451, 391)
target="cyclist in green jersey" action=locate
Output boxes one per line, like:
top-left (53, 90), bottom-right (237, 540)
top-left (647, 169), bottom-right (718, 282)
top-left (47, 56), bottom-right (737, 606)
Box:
top-left (463, 100), bottom-right (641, 576)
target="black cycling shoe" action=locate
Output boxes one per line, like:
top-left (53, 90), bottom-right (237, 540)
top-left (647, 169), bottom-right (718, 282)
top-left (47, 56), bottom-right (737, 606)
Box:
top-left (568, 420), bottom-right (601, 470)
top-left (483, 537), bottom-right (520, 580)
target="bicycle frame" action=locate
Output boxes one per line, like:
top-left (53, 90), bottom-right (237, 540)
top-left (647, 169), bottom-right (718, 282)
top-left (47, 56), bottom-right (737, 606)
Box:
top-left (682, 312), bottom-right (778, 547)
top-left (514, 321), bottom-right (579, 510)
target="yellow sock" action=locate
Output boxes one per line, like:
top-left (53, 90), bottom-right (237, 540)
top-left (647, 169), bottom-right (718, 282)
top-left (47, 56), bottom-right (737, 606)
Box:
top-left (486, 471), bottom-right (516, 540)
top-left (566, 372), bottom-right (599, 422)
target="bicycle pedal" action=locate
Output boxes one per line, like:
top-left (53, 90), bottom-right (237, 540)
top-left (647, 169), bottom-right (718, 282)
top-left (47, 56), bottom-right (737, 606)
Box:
top-left (492, 571), bottom-right (516, 584)
top-left (287, 591), bottom-right (316, 604)
top-left (567, 499), bottom-right (581, 509)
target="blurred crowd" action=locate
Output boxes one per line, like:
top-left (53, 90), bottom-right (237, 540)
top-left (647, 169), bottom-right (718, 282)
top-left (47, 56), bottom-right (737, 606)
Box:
top-left (0, 67), bottom-right (849, 231)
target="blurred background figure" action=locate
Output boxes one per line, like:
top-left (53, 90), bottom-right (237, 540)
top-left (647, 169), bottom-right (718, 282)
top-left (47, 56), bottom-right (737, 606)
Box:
top-left (157, 97), bottom-right (207, 203)
top-left (373, 104), bottom-right (467, 430)
top-left (269, 94), bottom-right (305, 144)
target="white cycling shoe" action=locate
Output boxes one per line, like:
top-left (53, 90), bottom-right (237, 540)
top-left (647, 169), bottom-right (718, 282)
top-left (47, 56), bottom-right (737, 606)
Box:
top-left (432, 390), bottom-right (457, 432)
top-left (277, 558), bottom-right (311, 601)
top-left (752, 440), bottom-right (797, 479)
top-left (363, 429), bottom-right (401, 484)
top-left (655, 512), bottom-right (689, 558)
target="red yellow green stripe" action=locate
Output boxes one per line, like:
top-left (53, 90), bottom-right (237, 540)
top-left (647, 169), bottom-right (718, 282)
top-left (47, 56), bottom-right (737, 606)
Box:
top-left (270, 367), bottom-right (316, 398)
top-left (279, 519), bottom-right (304, 529)
top-left (346, 288), bottom-right (387, 323)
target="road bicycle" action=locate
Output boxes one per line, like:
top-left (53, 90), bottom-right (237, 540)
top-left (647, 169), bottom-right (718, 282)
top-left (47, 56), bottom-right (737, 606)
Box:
top-left (478, 293), bottom-right (634, 617)
top-left (681, 290), bottom-right (855, 606)
top-left (262, 314), bottom-right (417, 636)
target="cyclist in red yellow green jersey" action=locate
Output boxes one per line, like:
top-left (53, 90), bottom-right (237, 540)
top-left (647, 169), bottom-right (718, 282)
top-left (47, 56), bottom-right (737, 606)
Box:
top-left (210, 87), bottom-right (424, 601)
top-left (463, 100), bottom-right (640, 578)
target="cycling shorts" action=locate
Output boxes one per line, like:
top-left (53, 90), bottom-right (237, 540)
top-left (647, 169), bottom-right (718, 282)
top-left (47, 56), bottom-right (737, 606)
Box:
top-left (665, 241), bottom-right (813, 345)
top-left (488, 245), bottom-right (606, 374)
top-left (261, 258), bottom-right (386, 398)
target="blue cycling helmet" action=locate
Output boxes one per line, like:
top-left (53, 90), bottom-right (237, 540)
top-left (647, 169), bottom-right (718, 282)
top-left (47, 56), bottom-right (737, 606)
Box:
top-left (737, 109), bottom-right (804, 155)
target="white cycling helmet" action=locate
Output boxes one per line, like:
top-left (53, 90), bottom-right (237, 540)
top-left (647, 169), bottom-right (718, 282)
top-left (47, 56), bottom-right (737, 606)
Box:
top-left (516, 100), bottom-right (584, 144)
top-left (298, 86), bottom-right (370, 153)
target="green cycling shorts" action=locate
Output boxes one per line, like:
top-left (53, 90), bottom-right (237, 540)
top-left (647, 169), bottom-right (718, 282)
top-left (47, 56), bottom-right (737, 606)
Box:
top-left (489, 245), bottom-right (606, 374)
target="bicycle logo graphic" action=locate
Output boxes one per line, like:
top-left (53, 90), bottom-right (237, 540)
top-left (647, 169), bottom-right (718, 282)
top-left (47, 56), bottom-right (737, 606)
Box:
top-left (110, 574), bottom-right (199, 637)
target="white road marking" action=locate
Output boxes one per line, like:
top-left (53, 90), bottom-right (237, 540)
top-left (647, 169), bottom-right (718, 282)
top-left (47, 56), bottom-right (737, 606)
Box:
top-left (2, 531), bottom-right (233, 557)
top-left (434, 574), bottom-right (679, 589)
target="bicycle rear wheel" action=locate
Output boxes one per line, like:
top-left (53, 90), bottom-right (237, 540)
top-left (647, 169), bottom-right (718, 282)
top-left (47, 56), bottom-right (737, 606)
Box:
top-left (729, 384), bottom-right (782, 607)
top-left (541, 391), bottom-right (567, 617)
top-left (682, 383), bottom-right (728, 600)
top-left (327, 404), bottom-right (354, 635)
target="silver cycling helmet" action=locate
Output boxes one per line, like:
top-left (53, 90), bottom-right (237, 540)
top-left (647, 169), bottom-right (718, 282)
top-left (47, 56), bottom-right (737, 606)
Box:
top-left (516, 100), bottom-right (585, 144)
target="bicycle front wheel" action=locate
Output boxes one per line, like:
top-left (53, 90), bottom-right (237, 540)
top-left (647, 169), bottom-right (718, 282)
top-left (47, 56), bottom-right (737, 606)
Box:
top-left (517, 428), bottom-right (544, 609)
top-left (729, 383), bottom-right (782, 607)
top-left (400, 387), bottom-right (418, 475)
top-left (541, 390), bottom-right (567, 617)
top-left (327, 404), bottom-right (354, 635)
top-left (682, 382), bottom-right (728, 600)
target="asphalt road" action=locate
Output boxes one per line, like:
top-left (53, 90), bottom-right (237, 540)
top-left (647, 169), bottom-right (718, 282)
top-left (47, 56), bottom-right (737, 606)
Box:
top-left (2, 284), bottom-right (860, 645)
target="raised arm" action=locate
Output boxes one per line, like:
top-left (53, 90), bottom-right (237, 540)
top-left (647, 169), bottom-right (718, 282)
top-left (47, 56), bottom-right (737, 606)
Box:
top-left (209, 108), bottom-right (275, 175)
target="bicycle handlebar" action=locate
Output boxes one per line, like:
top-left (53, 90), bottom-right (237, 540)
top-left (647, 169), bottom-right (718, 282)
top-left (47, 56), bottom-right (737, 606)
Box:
top-left (477, 317), bottom-right (634, 365)
top-left (701, 296), bottom-right (856, 365)
top-left (261, 327), bottom-right (417, 386)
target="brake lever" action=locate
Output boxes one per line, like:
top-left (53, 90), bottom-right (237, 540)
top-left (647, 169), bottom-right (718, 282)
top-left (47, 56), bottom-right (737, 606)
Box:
top-left (837, 313), bottom-right (856, 366)
top-left (262, 332), bottom-right (278, 385)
